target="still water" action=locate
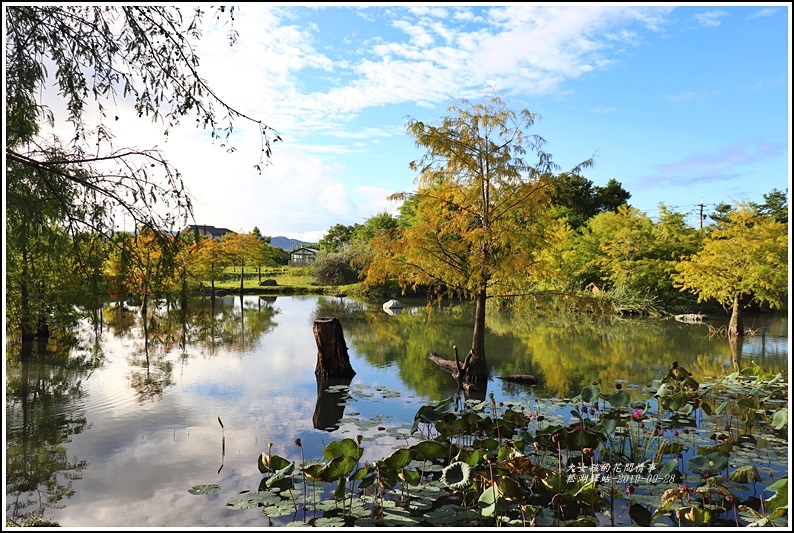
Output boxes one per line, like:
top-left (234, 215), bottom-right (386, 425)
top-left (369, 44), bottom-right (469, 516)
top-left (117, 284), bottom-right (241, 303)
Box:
top-left (4, 295), bottom-right (789, 527)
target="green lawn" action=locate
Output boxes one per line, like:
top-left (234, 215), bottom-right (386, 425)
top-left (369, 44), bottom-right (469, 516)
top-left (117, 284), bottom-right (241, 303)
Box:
top-left (208, 266), bottom-right (367, 296)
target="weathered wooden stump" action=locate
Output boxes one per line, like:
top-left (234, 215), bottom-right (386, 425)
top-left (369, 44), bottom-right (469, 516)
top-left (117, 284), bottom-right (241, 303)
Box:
top-left (313, 317), bottom-right (356, 378)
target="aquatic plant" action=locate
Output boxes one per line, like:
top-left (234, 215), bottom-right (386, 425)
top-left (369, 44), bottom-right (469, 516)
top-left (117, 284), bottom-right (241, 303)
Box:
top-left (190, 362), bottom-right (788, 527)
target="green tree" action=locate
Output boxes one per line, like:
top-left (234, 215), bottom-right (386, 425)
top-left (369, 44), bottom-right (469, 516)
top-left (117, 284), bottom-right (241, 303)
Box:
top-left (365, 93), bottom-right (592, 389)
top-left (674, 204), bottom-right (788, 336)
top-left (562, 204), bottom-right (702, 310)
top-left (352, 211), bottom-right (399, 243)
top-left (5, 6), bottom-right (279, 342)
top-left (751, 188), bottom-right (788, 224)
top-left (543, 173), bottom-right (631, 229)
top-left (319, 223), bottom-right (355, 252)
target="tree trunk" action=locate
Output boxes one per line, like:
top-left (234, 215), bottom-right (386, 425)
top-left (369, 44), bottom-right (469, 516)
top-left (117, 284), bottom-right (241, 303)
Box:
top-left (467, 287), bottom-right (489, 382)
top-left (728, 293), bottom-right (744, 337)
top-left (313, 317), bottom-right (356, 378)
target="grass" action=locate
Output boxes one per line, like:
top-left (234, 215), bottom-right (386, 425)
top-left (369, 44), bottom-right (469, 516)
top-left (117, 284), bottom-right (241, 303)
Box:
top-left (206, 266), bottom-right (369, 296)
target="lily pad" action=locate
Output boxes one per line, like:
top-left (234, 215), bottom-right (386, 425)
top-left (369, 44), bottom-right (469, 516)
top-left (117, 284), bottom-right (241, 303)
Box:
top-left (188, 484), bottom-right (221, 495)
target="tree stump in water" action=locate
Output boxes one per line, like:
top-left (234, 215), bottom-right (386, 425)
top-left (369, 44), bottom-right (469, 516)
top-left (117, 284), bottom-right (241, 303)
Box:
top-left (313, 317), bottom-right (356, 378)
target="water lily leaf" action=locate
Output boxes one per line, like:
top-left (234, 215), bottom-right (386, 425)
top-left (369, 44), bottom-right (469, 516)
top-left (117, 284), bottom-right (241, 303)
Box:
top-left (607, 390), bottom-right (630, 408)
top-left (265, 461), bottom-right (295, 488)
top-left (478, 485), bottom-right (500, 517)
top-left (400, 467), bottom-right (421, 486)
top-left (425, 506), bottom-right (470, 525)
top-left (455, 447), bottom-right (486, 467)
top-left (313, 517), bottom-right (347, 527)
top-left (657, 458), bottom-right (678, 478)
top-left (765, 478), bottom-right (788, 511)
top-left (494, 475), bottom-right (524, 501)
top-left (188, 484), bottom-right (220, 495)
top-left (381, 506), bottom-right (420, 526)
top-left (580, 385), bottom-right (600, 403)
top-left (321, 455), bottom-right (357, 481)
top-left (440, 461), bottom-right (471, 491)
top-left (302, 463), bottom-right (324, 482)
top-left (596, 417), bottom-right (617, 437)
top-left (226, 491), bottom-right (280, 509)
top-left (262, 500), bottom-right (296, 517)
top-left (771, 408), bottom-right (788, 430)
top-left (687, 452), bottom-right (728, 475)
top-left (323, 438), bottom-right (361, 461)
top-left (381, 447), bottom-right (413, 470)
top-left (729, 465), bottom-right (762, 484)
top-left (697, 441), bottom-right (733, 455)
top-left (258, 453), bottom-right (292, 474)
top-left (409, 440), bottom-right (448, 461)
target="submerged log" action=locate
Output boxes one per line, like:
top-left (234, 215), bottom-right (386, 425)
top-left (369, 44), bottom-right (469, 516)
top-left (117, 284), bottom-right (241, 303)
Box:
top-left (313, 317), bottom-right (356, 378)
top-left (428, 351), bottom-right (461, 375)
top-left (428, 345), bottom-right (480, 394)
top-left (674, 313), bottom-right (709, 323)
top-left (497, 374), bottom-right (538, 385)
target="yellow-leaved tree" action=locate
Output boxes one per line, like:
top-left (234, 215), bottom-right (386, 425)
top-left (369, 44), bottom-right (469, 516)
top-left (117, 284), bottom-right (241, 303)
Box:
top-left (364, 93), bottom-right (592, 390)
top-left (674, 203), bottom-right (788, 336)
top-left (222, 232), bottom-right (265, 296)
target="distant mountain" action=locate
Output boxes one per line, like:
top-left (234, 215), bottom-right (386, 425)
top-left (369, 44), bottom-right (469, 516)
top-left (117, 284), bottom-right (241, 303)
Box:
top-left (268, 236), bottom-right (315, 251)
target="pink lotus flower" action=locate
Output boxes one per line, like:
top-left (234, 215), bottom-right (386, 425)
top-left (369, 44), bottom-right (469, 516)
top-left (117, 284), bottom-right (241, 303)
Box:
top-left (632, 409), bottom-right (643, 420)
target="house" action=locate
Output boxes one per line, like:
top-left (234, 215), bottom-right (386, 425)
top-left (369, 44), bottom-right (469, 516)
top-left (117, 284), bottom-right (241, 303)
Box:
top-left (180, 224), bottom-right (236, 241)
top-left (289, 246), bottom-right (319, 266)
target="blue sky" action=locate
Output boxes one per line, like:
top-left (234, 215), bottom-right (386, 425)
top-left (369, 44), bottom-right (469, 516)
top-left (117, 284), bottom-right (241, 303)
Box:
top-left (40, 4), bottom-right (793, 241)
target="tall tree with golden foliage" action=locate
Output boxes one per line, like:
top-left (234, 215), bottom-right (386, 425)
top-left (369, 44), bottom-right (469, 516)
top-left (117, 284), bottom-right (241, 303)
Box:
top-left (365, 94), bottom-right (592, 390)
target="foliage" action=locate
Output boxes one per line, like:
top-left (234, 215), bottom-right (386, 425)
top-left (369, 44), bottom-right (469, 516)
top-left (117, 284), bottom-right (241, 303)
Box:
top-left (313, 247), bottom-right (361, 286)
top-left (222, 233), bottom-right (266, 294)
top-left (364, 92), bottom-right (593, 380)
top-left (231, 363), bottom-right (787, 527)
top-left (189, 237), bottom-right (232, 293)
top-left (750, 188), bottom-right (788, 224)
top-left (674, 204), bottom-right (788, 335)
top-left (319, 224), bottom-right (356, 253)
top-left (542, 172), bottom-right (631, 230)
top-left (5, 5), bottom-right (278, 342)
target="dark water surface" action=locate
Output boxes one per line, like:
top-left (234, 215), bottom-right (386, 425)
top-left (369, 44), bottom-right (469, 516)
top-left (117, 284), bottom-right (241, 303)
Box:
top-left (4, 295), bottom-right (789, 527)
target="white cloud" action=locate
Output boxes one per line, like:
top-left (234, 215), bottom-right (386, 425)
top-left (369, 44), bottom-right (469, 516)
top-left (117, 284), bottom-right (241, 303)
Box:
top-left (693, 10), bottom-right (728, 28)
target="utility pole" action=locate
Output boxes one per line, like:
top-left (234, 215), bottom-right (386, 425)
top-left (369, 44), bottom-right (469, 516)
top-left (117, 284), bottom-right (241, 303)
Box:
top-left (698, 202), bottom-right (705, 230)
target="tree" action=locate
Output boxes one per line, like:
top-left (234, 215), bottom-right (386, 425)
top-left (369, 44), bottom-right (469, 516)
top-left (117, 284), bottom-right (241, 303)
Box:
top-left (5, 6), bottom-right (279, 341)
top-left (319, 224), bottom-right (355, 253)
top-left (190, 238), bottom-right (231, 296)
top-left (751, 188), bottom-right (788, 224)
top-left (364, 93), bottom-right (592, 390)
top-left (352, 211), bottom-right (399, 243)
top-left (221, 233), bottom-right (264, 295)
top-left (542, 173), bottom-right (631, 230)
top-left (674, 204), bottom-right (788, 336)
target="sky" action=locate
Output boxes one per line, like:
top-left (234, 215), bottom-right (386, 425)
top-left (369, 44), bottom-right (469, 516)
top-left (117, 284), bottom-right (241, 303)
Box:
top-left (26, 3), bottom-right (794, 242)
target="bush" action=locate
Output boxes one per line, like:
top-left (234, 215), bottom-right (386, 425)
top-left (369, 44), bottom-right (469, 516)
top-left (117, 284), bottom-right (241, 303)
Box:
top-left (312, 250), bottom-right (359, 286)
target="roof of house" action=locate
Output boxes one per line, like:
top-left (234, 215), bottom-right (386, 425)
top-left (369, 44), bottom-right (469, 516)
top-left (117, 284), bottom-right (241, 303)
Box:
top-left (289, 246), bottom-right (319, 254)
top-left (181, 225), bottom-right (236, 237)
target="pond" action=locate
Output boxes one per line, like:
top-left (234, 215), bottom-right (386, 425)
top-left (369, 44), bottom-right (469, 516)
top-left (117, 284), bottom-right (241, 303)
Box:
top-left (4, 295), bottom-right (789, 527)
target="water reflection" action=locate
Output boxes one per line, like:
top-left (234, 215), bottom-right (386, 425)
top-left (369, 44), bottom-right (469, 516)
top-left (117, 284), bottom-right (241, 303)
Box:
top-left (4, 295), bottom-right (788, 527)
